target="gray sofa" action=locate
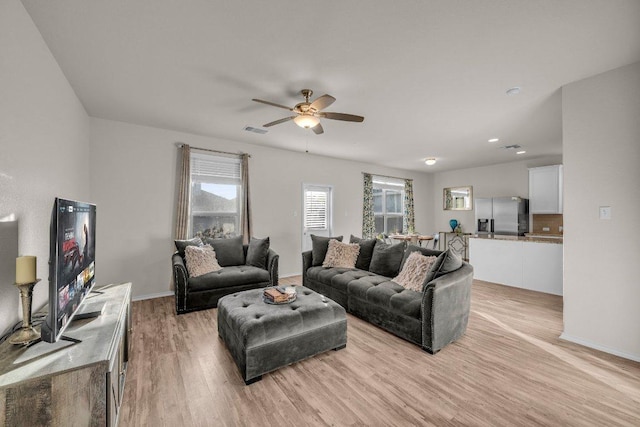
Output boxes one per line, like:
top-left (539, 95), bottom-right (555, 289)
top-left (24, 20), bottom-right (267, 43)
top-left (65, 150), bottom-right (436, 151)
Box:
top-left (173, 236), bottom-right (279, 314)
top-left (302, 237), bottom-right (473, 354)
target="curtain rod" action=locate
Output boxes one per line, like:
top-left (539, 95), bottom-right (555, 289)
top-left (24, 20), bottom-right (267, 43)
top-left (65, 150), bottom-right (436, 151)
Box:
top-left (176, 143), bottom-right (251, 158)
top-left (362, 172), bottom-right (411, 182)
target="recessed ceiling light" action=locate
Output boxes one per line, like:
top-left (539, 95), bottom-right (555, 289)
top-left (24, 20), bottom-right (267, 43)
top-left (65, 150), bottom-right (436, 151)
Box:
top-left (506, 87), bottom-right (521, 95)
top-left (516, 150), bottom-right (526, 155)
top-left (488, 138), bottom-right (499, 143)
top-left (425, 158), bottom-right (437, 166)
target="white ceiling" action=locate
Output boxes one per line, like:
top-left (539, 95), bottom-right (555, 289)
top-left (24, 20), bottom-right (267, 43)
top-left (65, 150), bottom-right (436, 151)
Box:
top-left (21, 0), bottom-right (640, 172)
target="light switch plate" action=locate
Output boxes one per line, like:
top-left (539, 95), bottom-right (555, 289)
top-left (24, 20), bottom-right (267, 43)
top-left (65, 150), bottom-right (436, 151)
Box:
top-left (599, 206), bottom-right (611, 220)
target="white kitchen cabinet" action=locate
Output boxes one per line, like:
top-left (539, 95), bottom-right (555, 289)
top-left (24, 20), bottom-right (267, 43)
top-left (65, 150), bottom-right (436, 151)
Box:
top-left (469, 237), bottom-right (563, 295)
top-left (529, 165), bottom-right (563, 214)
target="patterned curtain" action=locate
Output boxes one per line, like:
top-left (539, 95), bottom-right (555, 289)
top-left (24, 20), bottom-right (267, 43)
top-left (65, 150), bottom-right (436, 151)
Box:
top-left (403, 178), bottom-right (415, 234)
top-left (175, 144), bottom-right (191, 239)
top-left (240, 154), bottom-right (252, 244)
top-left (362, 173), bottom-right (376, 238)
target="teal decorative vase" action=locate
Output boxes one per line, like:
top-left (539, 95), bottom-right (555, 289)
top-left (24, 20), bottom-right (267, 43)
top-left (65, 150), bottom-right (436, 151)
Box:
top-left (449, 219), bottom-right (458, 232)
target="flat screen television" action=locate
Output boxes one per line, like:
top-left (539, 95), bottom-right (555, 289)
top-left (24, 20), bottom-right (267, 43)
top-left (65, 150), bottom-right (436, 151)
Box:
top-left (41, 198), bottom-right (97, 343)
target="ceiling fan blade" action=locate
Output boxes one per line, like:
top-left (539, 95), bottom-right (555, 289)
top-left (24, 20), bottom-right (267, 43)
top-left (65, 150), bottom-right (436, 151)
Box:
top-left (319, 112), bottom-right (365, 122)
top-left (263, 116), bottom-right (296, 127)
top-left (311, 122), bottom-right (324, 135)
top-left (252, 98), bottom-right (293, 111)
top-left (310, 94), bottom-right (336, 111)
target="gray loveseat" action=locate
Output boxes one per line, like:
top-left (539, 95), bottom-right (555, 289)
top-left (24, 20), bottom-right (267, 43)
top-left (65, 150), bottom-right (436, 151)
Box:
top-left (302, 236), bottom-right (473, 354)
top-left (173, 236), bottom-right (279, 314)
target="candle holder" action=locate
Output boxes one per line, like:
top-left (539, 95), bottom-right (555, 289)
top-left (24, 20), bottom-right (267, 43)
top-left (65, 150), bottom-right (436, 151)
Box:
top-left (9, 279), bottom-right (41, 345)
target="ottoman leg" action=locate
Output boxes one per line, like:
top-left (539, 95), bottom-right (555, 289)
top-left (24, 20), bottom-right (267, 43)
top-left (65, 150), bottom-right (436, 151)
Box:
top-left (244, 375), bottom-right (262, 385)
top-left (333, 344), bottom-right (346, 351)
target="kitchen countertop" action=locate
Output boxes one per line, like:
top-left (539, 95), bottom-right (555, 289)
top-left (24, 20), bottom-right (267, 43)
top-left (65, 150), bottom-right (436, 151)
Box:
top-left (470, 234), bottom-right (563, 244)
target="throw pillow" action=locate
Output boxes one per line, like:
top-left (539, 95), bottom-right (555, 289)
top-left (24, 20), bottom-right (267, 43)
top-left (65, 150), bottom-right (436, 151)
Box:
top-left (349, 235), bottom-right (378, 270)
top-left (393, 251), bottom-right (438, 292)
top-left (311, 234), bottom-right (344, 266)
top-left (203, 235), bottom-right (245, 267)
top-left (184, 244), bottom-right (221, 277)
top-left (174, 237), bottom-right (203, 258)
top-left (322, 239), bottom-right (360, 268)
top-left (246, 237), bottom-right (270, 269)
top-left (368, 241), bottom-right (406, 277)
top-left (399, 244), bottom-right (441, 271)
top-left (424, 249), bottom-right (463, 283)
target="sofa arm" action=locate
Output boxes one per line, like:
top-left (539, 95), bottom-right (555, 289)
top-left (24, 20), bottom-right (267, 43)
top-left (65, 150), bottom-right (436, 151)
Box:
top-left (421, 263), bottom-right (473, 354)
top-left (302, 251), bottom-right (313, 287)
top-left (266, 248), bottom-right (279, 286)
top-left (172, 252), bottom-right (190, 314)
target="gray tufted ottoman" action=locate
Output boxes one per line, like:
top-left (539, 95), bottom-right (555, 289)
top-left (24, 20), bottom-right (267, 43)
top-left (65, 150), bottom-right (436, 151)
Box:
top-left (217, 286), bottom-right (347, 384)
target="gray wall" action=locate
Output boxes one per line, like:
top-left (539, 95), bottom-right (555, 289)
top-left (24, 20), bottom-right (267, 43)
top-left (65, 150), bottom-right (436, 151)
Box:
top-left (89, 118), bottom-right (434, 299)
top-left (430, 156), bottom-right (562, 233)
top-left (562, 61), bottom-right (640, 361)
top-left (0, 0), bottom-right (90, 335)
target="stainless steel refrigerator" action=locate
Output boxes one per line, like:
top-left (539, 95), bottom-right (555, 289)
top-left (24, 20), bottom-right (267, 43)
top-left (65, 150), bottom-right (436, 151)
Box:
top-left (475, 197), bottom-right (529, 235)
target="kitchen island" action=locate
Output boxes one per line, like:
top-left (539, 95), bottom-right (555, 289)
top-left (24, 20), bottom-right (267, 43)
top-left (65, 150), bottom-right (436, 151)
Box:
top-left (469, 234), bottom-right (563, 295)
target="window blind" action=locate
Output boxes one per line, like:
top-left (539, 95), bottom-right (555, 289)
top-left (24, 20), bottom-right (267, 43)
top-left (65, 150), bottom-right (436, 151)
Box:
top-left (190, 153), bottom-right (241, 184)
top-left (304, 190), bottom-right (328, 229)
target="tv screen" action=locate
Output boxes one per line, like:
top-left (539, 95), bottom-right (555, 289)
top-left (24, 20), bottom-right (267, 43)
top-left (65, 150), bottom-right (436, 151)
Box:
top-left (41, 198), bottom-right (96, 343)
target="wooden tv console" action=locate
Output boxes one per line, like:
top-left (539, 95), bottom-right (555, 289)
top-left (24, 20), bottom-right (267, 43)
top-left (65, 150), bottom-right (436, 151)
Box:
top-left (0, 282), bottom-right (132, 426)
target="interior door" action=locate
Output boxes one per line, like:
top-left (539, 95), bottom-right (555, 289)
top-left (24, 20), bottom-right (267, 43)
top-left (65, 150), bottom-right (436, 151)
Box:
top-left (302, 184), bottom-right (333, 252)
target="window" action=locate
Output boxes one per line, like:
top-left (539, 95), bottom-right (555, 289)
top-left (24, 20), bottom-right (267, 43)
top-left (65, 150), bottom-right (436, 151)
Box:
top-left (190, 153), bottom-right (242, 239)
top-left (372, 176), bottom-right (405, 235)
top-left (304, 189), bottom-right (329, 230)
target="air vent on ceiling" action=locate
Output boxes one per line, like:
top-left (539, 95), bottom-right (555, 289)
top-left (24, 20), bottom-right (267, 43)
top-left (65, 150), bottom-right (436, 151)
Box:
top-left (499, 144), bottom-right (522, 150)
top-left (243, 126), bottom-right (268, 134)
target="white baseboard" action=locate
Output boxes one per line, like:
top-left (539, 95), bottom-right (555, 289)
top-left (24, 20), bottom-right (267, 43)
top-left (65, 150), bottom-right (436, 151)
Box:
top-left (560, 332), bottom-right (640, 363)
top-left (132, 291), bottom-right (173, 302)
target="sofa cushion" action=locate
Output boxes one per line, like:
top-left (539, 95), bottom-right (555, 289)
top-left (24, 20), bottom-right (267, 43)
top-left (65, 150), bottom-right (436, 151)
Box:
top-left (188, 265), bottom-right (270, 292)
top-left (204, 235), bottom-right (245, 267)
top-left (347, 275), bottom-right (392, 300)
top-left (369, 241), bottom-right (405, 277)
top-left (184, 244), bottom-right (222, 277)
top-left (323, 239), bottom-right (360, 268)
top-left (358, 280), bottom-right (422, 319)
top-left (427, 249), bottom-right (463, 283)
top-left (349, 235), bottom-right (378, 270)
top-left (246, 236), bottom-right (270, 269)
top-left (393, 251), bottom-right (438, 292)
top-left (311, 235), bottom-right (344, 266)
top-left (399, 244), bottom-right (442, 270)
top-left (174, 237), bottom-right (203, 258)
top-left (306, 266), bottom-right (354, 284)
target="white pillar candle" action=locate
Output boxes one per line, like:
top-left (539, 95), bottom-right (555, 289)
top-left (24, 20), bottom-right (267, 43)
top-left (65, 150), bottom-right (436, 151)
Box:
top-left (16, 256), bottom-right (37, 284)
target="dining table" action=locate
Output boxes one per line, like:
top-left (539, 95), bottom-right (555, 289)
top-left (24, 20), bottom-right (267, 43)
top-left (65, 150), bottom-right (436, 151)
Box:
top-left (389, 234), bottom-right (434, 246)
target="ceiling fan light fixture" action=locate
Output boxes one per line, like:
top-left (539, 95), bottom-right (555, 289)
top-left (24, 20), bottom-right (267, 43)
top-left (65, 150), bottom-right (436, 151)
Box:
top-left (294, 114), bottom-right (320, 129)
top-left (425, 158), bottom-right (437, 166)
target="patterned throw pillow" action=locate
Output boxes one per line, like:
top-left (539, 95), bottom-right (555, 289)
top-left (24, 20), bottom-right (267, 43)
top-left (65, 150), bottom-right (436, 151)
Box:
top-left (185, 244), bottom-right (222, 277)
top-left (393, 251), bottom-right (438, 292)
top-left (322, 239), bottom-right (360, 268)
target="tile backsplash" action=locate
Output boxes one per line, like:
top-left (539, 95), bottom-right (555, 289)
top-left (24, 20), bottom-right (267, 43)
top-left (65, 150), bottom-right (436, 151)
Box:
top-left (532, 214), bottom-right (564, 235)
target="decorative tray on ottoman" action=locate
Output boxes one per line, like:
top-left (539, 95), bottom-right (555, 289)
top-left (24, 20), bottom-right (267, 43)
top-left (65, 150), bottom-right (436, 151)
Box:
top-left (263, 286), bottom-right (296, 304)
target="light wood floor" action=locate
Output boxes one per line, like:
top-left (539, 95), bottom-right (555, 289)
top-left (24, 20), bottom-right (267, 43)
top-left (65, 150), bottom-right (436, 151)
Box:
top-left (119, 278), bottom-right (640, 426)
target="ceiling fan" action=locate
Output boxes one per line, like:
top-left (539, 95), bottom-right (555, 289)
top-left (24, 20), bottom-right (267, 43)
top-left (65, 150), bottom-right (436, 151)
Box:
top-left (252, 89), bottom-right (364, 135)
